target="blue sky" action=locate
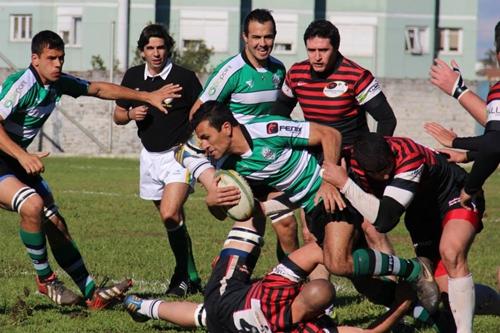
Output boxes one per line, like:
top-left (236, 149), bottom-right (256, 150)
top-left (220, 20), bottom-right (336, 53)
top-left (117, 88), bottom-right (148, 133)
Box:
top-left (476, 0), bottom-right (498, 59)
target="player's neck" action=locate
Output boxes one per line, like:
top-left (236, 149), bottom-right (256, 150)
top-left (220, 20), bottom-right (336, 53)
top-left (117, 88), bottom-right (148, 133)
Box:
top-left (229, 126), bottom-right (251, 155)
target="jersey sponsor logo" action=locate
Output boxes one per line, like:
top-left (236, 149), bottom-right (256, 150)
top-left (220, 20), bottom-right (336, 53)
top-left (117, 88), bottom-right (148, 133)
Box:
top-left (297, 81), bottom-right (307, 86)
top-left (272, 73), bottom-right (282, 88)
top-left (323, 80), bottom-right (348, 98)
top-left (279, 125), bottom-right (302, 133)
top-left (3, 79), bottom-right (28, 108)
top-left (261, 147), bottom-right (276, 161)
top-left (267, 122), bottom-right (278, 134)
top-left (245, 80), bottom-right (254, 88)
top-left (357, 79), bottom-right (381, 104)
top-left (208, 65), bottom-right (233, 96)
top-left (486, 100), bottom-right (500, 122)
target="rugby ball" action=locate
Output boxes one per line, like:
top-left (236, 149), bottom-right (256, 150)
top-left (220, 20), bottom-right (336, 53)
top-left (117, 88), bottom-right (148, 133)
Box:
top-left (215, 169), bottom-right (255, 221)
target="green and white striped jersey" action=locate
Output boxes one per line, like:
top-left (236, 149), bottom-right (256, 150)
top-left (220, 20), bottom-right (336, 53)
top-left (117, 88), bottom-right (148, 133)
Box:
top-left (199, 53), bottom-right (285, 124)
top-left (218, 115), bottom-right (322, 213)
top-left (0, 66), bottom-right (89, 148)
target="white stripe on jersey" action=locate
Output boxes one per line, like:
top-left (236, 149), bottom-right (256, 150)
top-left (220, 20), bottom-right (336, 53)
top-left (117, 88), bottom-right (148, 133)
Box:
top-left (0, 69), bottom-right (37, 119)
top-left (384, 185), bottom-right (415, 208)
top-left (289, 164), bottom-right (321, 203)
top-left (356, 78), bottom-right (382, 105)
top-left (246, 149), bottom-right (293, 180)
top-left (486, 99), bottom-right (500, 122)
top-left (394, 165), bottom-right (423, 183)
top-left (276, 151), bottom-right (310, 188)
top-left (234, 113), bottom-right (255, 124)
top-left (231, 90), bottom-right (279, 104)
top-left (281, 81), bottom-right (294, 98)
top-left (246, 121), bottom-right (309, 140)
top-left (199, 55), bottom-right (245, 102)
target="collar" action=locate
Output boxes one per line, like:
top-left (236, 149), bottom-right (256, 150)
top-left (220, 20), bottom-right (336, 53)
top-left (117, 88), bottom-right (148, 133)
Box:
top-left (143, 58), bottom-right (172, 80)
top-left (29, 64), bottom-right (49, 87)
top-left (241, 50), bottom-right (270, 72)
top-left (239, 125), bottom-right (254, 157)
top-left (310, 52), bottom-right (344, 80)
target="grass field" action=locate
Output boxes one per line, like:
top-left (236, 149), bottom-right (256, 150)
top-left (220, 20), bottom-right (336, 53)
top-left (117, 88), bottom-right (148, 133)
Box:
top-left (0, 156), bottom-right (498, 332)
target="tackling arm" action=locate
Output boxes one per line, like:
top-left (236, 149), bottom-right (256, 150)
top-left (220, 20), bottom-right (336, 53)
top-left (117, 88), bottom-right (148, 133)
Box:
top-left (361, 93), bottom-right (397, 136)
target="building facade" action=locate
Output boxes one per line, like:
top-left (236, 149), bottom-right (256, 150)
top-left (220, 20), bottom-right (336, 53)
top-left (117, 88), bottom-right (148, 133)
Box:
top-left (1, 0), bottom-right (478, 78)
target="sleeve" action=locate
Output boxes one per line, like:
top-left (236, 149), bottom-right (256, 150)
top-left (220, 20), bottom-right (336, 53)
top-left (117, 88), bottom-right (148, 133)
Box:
top-left (115, 70), bottom-right (134, 109)
top-left (354, 70), bottom-right (383, 105)
top-left (0, 78), bottom-right (23, 120)
top-left (360, 93), bottom-right (397, 136)
top-left (198, 61), bottom-right (238, 103)
top-left (463, 152), bottom-right (500, 195)
top-left (452, 128), bottom-right (500, 153)
top-left (58, 73), bottom-right (90, 98)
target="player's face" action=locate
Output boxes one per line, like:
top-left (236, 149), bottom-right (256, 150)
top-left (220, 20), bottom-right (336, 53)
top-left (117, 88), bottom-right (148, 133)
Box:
top-left (243, 20), bottom-right (275, 67)
top-left (31, 47), bottom-right (65, 84)
top-left (141, 37), bottom-right (167, 74)
top-left (195, 120), bottom-right (232, 160)
top-left (306, 36), bottom-right (337, 73)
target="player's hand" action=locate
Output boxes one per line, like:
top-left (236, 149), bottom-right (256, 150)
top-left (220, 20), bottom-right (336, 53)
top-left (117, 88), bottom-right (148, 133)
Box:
top-left (130, 105), bottom-right (148, 121)
top-left (148, 83), bottom-right (182, 113)
top-left (436, 148), bottom-right (468, 163)
top-left (205, 176), bottom-right (241, 207)
top-left (18, 151), bottom-right (50, 175)
top-left (429, 59), bottom-right (460, 96)
top-left (459, 188), bottom-right (474, 210)
top-left (322, 159), bottom-right (349, 189)
top-left (424, 122), bottom-right (457, 147)
top-left (315, 181), bottom-right (345, 212)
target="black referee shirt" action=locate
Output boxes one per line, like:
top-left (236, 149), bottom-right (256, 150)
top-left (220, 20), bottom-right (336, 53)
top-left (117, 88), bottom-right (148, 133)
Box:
top-left (116, 63), bottom-right (202, 152)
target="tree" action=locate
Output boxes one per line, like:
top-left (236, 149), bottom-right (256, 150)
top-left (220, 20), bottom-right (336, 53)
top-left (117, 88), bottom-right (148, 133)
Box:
top-left (172, 40), bottom-right (214, 73)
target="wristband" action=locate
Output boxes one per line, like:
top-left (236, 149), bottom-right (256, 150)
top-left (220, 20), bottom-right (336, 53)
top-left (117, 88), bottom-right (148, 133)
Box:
top-left (451, 67), bottom-right (469, 100)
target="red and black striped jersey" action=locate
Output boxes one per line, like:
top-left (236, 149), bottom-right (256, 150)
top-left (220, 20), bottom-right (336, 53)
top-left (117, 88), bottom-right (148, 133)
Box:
top-left (281, 55), bottom-right (382, 144)
top-left (350, 137), bottom-right (440, 208)
top-left (242, 264), bottom-right (337, 332)
top-left (485, 81), bottom-right (500, 124)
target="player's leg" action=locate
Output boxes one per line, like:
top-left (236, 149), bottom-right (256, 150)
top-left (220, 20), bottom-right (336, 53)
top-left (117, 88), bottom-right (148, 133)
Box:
top-left (123, 294), bottom-right (206, 328)
top-left (0, 175), bottom-right (82, 305)
top-left (439, 212), bottom-right (479, 333)
top-left (155, 180), bottom-right (201, 296)
top-left (361, 219), bottom-right (395, 255)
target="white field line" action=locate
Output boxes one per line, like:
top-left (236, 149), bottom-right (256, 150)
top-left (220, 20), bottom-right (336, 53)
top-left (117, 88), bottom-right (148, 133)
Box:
top-left (60, 189), bottom-right (205, 200)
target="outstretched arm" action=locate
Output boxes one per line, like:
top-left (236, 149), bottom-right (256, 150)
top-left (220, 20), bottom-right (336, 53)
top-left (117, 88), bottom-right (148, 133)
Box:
top-left (430, 59), bottom-right (487, 125)
top-left (87, 81), bottom-right (181, 113)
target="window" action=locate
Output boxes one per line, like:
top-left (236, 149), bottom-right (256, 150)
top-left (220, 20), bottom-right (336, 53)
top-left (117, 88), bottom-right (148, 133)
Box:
top-left (180, 10), bottom-right (228, 52)
top-left (10, 14), bottom-right (32, 41)
top-left (439, 28), bottom-right (462, 54)
top-left (57, 7), bottom-right (82, 46)
top-left (273, 13), bottom-right (298, 54)
top-left (404, 26), bottom-right (429, 55)
top-left (330, 16), bottom-right (377, 57)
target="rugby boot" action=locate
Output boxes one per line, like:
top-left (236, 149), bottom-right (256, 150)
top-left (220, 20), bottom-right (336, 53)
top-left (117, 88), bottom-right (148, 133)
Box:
top-left (123, 295), bottom-right (150, 322)
top-left (412, 257), bottom-right (440, 314)
top-left (36, 273), bottom-right (82, 305)
top-left (165, 274), bottom-right (203, 297)
top-left (86, 278), bottom-right (133, 310)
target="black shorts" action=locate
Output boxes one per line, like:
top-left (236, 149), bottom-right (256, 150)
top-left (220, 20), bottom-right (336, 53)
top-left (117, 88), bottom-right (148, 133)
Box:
top-left (304, 199), bottom-right (363, 246)
top-left (0, 152), bottom-right (51, 198)
top-left (204, 250), bottom-right (252, 333)
top-left (405, 163), bottom-right (485, 261)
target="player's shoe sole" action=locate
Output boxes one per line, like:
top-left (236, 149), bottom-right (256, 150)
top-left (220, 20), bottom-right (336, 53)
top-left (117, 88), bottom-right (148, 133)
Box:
top-left (413, 257), bottom-right (440, 314)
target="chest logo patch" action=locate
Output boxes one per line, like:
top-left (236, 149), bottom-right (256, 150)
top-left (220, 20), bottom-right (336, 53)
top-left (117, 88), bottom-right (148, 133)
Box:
top-left (323, 81), bottom-right (347, 98)
top-left (272, 73), bottom-right (282, 88)
top-left (262, 147), bottom-right (276, 161)
top-left (266, 122), bottom-right (278, 134)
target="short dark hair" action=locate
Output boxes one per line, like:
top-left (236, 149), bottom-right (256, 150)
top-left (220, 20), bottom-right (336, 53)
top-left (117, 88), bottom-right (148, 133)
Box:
top-left (303, 19), bottom-right (340, 50)
top-left (243, 8), bottom-right (276, 36)
top-left (137, 24), bottom-right (175, 56)
top-left (31, 30), bottom-right (64, 55)
top-left (190, 101), bottom-right (239, 132)
top-left (352, 133), bottom-right (395, 173)
top-left (495, 20), bottom-right (500, 53)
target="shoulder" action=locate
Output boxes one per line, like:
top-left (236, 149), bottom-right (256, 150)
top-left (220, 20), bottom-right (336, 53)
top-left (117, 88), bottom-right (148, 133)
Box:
top-left (341, 57), bottom-right (372, 77)
top-left (171, 64), bottom-right (199, 82)
top-left (122, 64), bottom-right (145, 81)
top-left (288, 60), bottom-right (310, 71)
top-left (213, 54), bottom-right (245, 73)
top-left (268, 56), bottom-right (285, 69)
top-left (487, 81), bottom-right (500, 103)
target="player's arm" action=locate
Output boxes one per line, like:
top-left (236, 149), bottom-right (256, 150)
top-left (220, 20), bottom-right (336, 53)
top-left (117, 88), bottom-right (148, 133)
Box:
top-left (0, 119), bottom-right (48, 175)
top-left (308, 122), bottom-right (341, 164)
top-left (87, 81), bottom-right (181, 113)
top-left (430, 59), bottom-right (488, 125)
top-left (361, 93), bottom-right (397, 136)
top-left (463, 152), bottom-right (500, 196)
top-left (322, 163), bottom-right (422, 233)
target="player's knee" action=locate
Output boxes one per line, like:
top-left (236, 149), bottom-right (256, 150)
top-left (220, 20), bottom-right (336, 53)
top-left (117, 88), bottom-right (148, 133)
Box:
top-left (324, 255), bottom-right (353, 276)
top-left (18, 193), bottom-right (44, 221)
top-left (160, 207), bottom-right (182, 225)
top-left (439, 245), bottom-right (465, 271)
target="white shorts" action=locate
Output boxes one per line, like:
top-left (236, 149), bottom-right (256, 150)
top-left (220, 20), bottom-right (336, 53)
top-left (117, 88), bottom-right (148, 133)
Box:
top-left (140, 147), bottom-right (194, 201)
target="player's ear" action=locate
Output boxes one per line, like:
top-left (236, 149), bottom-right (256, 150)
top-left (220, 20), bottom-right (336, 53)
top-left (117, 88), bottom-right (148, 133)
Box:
top-left (31, 53), bottom-right (40, 66)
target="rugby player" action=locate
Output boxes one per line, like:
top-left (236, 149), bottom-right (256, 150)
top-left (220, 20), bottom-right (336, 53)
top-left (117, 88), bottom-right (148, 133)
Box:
top-left (0, 30), bottom-right (177, 308)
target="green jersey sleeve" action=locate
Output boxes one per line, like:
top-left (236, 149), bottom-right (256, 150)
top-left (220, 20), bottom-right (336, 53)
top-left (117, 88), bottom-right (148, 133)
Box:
top-left (56, 73), bottom-right (90, 98)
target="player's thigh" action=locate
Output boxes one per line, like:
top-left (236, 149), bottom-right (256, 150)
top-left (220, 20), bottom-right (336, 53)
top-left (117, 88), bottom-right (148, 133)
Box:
top-left (439, 219), bottom-right (476, 262)
top-left (160, 182), bottom-right (191, 214)
top-left (323, 221), bottom-right (355, 274)
top-left (0, 175), bottom-right (43, 213)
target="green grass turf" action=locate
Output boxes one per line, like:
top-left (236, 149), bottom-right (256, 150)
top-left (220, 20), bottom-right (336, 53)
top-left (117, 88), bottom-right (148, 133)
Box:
top-left (0, 156), bottom-right (498, 332)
